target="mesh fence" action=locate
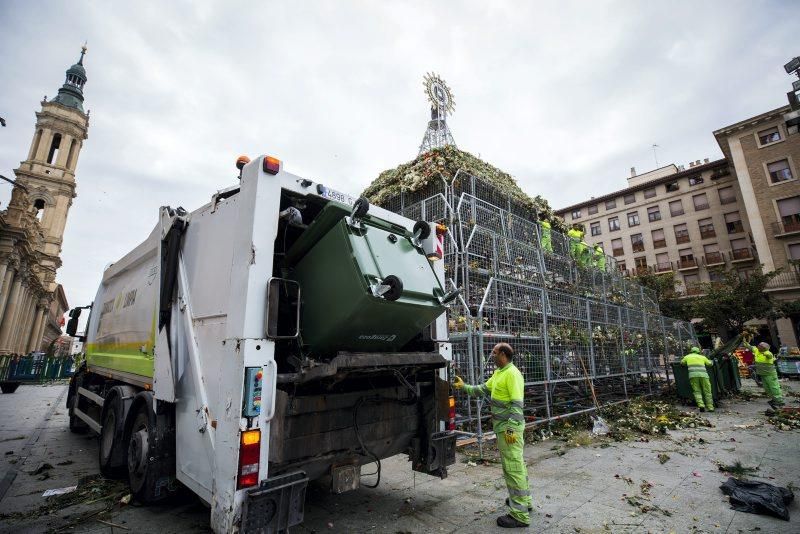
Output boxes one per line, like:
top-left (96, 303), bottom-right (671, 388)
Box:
top-left (375, 170), bottom-right (697, 437)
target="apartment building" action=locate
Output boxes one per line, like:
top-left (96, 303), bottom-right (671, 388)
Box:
top-left (556, 101), bottom-right (800, 347)
top-left (555, 159), bottom-right (753, 296)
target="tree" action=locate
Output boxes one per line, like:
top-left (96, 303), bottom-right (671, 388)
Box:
top-left (691, 269), bottom-right (778, 341)
top-left (631, 271), bottom-right (691, 320)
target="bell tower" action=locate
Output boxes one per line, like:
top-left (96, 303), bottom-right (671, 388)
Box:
top-left (13, 45), bottom-right (90, 293)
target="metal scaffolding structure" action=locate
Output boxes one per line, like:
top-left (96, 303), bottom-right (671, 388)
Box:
top-left (376, 171), bottom-right (698, 440)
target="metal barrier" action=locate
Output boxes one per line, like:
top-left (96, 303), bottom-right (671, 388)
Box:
top-left (0, 354), bottom-right (75, 384)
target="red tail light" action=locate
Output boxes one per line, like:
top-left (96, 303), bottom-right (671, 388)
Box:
top-left (448, 396), bottom-right (456, 431)
top-left (237, 429), bottom-right (261, 489)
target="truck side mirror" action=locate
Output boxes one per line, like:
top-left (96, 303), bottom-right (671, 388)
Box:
top-left (66, 308), bottom-right (81, 337)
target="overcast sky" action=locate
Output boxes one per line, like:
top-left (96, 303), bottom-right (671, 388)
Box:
top-left (0, 1), bottom-right (797, 312)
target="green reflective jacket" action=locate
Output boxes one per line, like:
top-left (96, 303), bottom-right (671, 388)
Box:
top-left (680, 353), bottom-right (713, 378)
top-left (464, 363), bottom-right (525, 428)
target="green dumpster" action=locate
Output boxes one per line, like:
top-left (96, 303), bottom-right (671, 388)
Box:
top-left (287, 202), bottom-right (446, 356)
top-left (672, 361), bottom-right (723, 403)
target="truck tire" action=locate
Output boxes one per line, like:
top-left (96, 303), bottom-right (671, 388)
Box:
top-left (67, 371), bottom-right (88, 434)
top-left (99, 386), bottom-right (134, 478)
top-left (125, 392), bottom-right (174, 503)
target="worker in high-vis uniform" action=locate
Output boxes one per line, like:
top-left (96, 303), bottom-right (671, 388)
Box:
top-left (743, 336), bottom-right (784, 409)
top-left (538, 215), bottom-right (552, 254)
top-left (680, 346), bottom-right (714, 412)
top-left (593, 244), bottom-right (606, 271)
top-left (567, 225), bottom-right (584, 262)
top-left (454, 343), bottom-right (531, 528)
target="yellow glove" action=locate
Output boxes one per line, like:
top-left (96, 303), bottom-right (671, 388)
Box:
top-left (504, 428), bottom-right (517, 445)
top-left (453, 376), bottom-right (465, 390)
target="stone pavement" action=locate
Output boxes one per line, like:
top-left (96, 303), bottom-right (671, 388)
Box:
top-left (0, 380), bottom-right (797, 533)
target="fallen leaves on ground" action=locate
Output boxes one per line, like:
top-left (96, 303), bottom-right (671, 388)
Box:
top-left (716, 460), bottom-right (759, 478)
top-left (766, 409), bottom-right (800, 431)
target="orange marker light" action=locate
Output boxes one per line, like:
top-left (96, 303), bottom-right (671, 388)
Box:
top-left (263, 156), bottom-right (281, 175)
top-left (241, 429), bottom-right (261, 446)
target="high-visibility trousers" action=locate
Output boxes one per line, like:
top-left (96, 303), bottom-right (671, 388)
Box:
top-left (689, 376), bottom-right (714, 410)
top-left (495, 423), bottom-right (531, 524)
top-left (758, 370), bottom-right (784, 404)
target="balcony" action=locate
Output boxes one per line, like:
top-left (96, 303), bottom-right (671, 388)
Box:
top-left (685, 284), bottom-right (705, 296)
top-left (675, 232), bottom-right (690, 244)
top-left (704, 252), bottom-right (725, 266)
top-left (720, 196), bottom-right (737, 205)
top-left (730, 248), bottom-right (755, 262)
top-left (772, 218), bottom-right (800, 237)
top-left (652, 238), bottom-right (667, 249)
top-left (654, 262), bottom-right (673, 273)
top-left (632, 243), bottom-right (645, 253)
top-left (766, 268), bottom-right (800, 291)
top-left (677, 258), bottom-right (698, 270)
top-left (699, 228), bottom-right (716, 239)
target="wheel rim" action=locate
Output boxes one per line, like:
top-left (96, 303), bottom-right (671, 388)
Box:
top-left (128, 416), bottom-right (150, 484)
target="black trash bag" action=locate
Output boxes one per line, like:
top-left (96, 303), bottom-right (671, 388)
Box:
top-left (720, 477), bottom-right (794, 521)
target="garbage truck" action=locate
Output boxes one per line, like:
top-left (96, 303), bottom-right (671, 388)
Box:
top-left (65, 154), bottom-right (457, 533)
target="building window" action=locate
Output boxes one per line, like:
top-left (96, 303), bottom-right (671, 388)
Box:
top-left (624, 193), bottom-right (636, 205)
top-left (644, 188), bottom-right (656, 199)
top-left (590, 221), bottom-right (601, 236)
top-left (767, 159), bottom-right (794, 184)
top-left (634, 256), bottom-right (648, 273)
top-left (605, 199), bottom-right (617, 210)
top-left (608, 217), bottom-right (620, 232)
top-left (693, 193), bottom-right (709, 211)
top-left (669, 199), bottom-right (684, 216)
top-left (718, 186), bottom-right (736, 205)
top-left (678, 248), bottom-right (696, 269)
top-left (665, 181), bottom-right (679, 193)
top-left (725, 212), bottom-right (743, 234)
top-left (571, 209), bottom-right (581, 219)
top-left (588, 204), bottom-right (598, 215)
top-left (674, 223), bottom-right (689, 244)
top-left (709, 270), bottom-right (725, 284)
top-left (776, 196), bottom-right (800, 233)
top-left (33, 198), bottom-right (45, 221)
top-left (698, 217), bottom-right (715, 239)
top-left (655, 252), bottom-right (670, 272)
top-left (684, 273), bottom-right (701, 295)
top-left (689, 175), bottom-right (704, 186)
top-left (627, 211), bottom-right (640, 227)
top-left (651, 228), bottom-right (666, 249)
top-left (617, 261), bottom-right (626, 272)
top-left (704, 243), bottom-right (723, 265)
top-left (631, 233), bottom-right (645, 253)
top-left (788, 243), bottom-right (800, 261)
top-left (647, 206), bottom-right (661, 222)
top-left (46, 133), bottom-right (62, 165)
top-left (730, 238), bottom-right (751, 260)
top-left (758, 126), bottom-right (781, 146)
top-left (611, 238), bottom-right (624, 257)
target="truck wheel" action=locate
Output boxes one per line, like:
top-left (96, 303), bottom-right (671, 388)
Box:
top-left (67, 373), bottom-right (89, 434)
top-left (99, 394), bottom-right (126, 478)
top-left (127, 400), bottom-right (160, 502)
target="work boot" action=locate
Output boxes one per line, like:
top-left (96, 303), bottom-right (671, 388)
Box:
top-left (699, 407), bottom-right (705, 412)
top-left (768, 399), bottom-right (778, 410)
top-left (505, 497), bottom-right (533, 511)
top-left (496, 514), bottom-right (529, 528)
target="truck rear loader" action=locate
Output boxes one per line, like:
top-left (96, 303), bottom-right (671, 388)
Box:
top-left (65, 155), bottom-right (457, 533)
